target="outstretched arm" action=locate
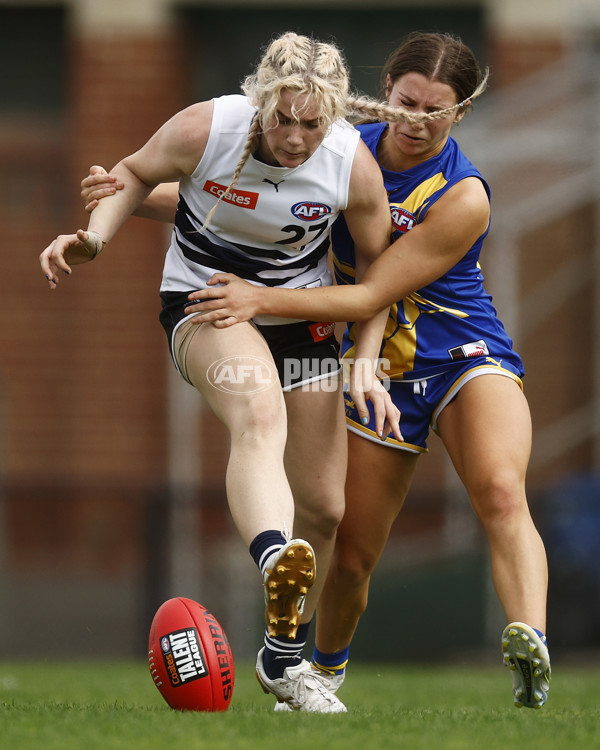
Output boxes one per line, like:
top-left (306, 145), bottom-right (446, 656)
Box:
top-left (84, 101), bottom-right (212, 242)
top-left (40, 160), bottom-right (156, 287)
top-left (185, 176), bottom-right (490, 322)
top-left (40, 101), bottom-right (213, 288)
top-left (81, 165), bottom-right (179, 223)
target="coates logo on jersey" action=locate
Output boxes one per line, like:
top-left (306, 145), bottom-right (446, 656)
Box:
top-left (203, 180), bottom-right (259, 210)
top-left (390, 205), bottom-right (416, 233)
top-left (291, 202), bottom-right (332, 221)
top-left (308, 321), bottom-right (336, 342)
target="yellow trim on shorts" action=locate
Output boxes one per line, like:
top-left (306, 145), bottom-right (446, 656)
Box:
top-left (345, 420), bottom-right (426, 454)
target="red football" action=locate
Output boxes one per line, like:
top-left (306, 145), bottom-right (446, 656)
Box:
top-left (148, 597), bottom-right (235, 711)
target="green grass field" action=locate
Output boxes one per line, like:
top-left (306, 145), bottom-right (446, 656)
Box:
top-left (1, 660), bottom-right (599, 750)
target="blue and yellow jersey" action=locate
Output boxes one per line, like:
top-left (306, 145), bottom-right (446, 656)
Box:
top-left (332, 122), bottom-right (524, 380)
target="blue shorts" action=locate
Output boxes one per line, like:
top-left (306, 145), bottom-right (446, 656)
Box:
top-left (344, 357), bottom-right (524, 453)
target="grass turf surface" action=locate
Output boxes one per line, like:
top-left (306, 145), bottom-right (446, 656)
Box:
top-left (1, 660), bottom-right (599, 750)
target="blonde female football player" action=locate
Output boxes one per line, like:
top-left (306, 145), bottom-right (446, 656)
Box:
top-left (40, 31), bottom-right (453, 712)
top-left (182, 32), bottom-right (551, 712)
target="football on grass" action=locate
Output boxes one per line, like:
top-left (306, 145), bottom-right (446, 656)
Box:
top-left (148, 597), bottom-right (235, 711)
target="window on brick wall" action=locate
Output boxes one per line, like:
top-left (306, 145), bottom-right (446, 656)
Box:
top-left (0, 7), bottom-right (68, 224)
top-left (0, 7), bottom-right (66, 114)
top-left (176, 6), bottom-right (486, 103)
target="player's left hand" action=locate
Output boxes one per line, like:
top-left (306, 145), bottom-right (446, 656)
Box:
top-left (348, 359), bottom-right (402, 441)
top-left (184, 273), bottom-right (260, 327)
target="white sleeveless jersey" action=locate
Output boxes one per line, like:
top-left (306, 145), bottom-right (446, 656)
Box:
top-left (160, 94), bottom-right (360, 324)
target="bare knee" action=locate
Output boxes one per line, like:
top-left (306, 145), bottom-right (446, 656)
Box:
top-left (228, 391), bottom-right (287, 444)
top-left (471, 473), bottom-right (529, 528)
top-left (294, 489), bottom-right (345, 543)
top-left (324, 544), bottom-right (374, 621)
top-left (332, 534), bottom-right (379, 592)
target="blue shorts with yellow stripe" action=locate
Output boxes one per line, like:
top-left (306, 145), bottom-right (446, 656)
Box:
top-left (344, 356), bottom-right (524, 453)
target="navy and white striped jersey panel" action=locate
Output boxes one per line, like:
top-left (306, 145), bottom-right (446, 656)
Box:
top-left (167, 194), bottom-right (331, 287)
top-left (160, 94), bottom-right (360, 320)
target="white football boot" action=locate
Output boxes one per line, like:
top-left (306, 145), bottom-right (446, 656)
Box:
top-left (273, 665), bottom-right (346, 712)
top-left (256, 648), bottom-right (347, 713)
top-left (501, 622), bottom-right (551, 708)
top-left (263, 539), bottom-right (315, 640)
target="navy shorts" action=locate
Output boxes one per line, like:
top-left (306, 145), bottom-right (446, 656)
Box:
top-left (159, 291), bottom-right (341, 391)
top-left (344, 356), bottom-right (524, 453)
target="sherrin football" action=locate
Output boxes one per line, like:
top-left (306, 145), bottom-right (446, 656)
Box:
top-left (148, 597), bottom-right (235, 711)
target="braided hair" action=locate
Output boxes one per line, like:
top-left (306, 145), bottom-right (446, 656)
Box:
top-left (202, 31), bottom-right (487, 230)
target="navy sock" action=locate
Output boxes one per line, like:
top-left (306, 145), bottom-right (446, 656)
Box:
top-left (311, 645), bottom-right (349, 675)
top-left (262, 622), bottom-right (311, 680)
top-left (249, 530), bottom-right (287, 575)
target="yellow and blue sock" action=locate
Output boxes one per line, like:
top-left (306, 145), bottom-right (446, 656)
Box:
top-left (311, 646), bottom-right (349, 676)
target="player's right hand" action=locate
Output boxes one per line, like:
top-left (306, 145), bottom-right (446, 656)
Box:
top-left (81, 165), bottom-right (124, 213)
top-left (348, 359), bottom-right (403, 442)
top-left (184, 273), bottom-right (261, 327)
top-left (40, 229), bottom-right (105, 288)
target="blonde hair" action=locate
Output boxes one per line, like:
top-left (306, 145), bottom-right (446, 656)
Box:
top-left (202, 31), bottom-right (487, 230)
top-left (202, 31), bottom-right (350, 229)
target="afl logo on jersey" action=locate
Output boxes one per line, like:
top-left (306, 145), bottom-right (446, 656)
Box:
top-left (390, 205), bottom-right (416, 233)
top-left (291, 202), bottom-right (332, 221)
